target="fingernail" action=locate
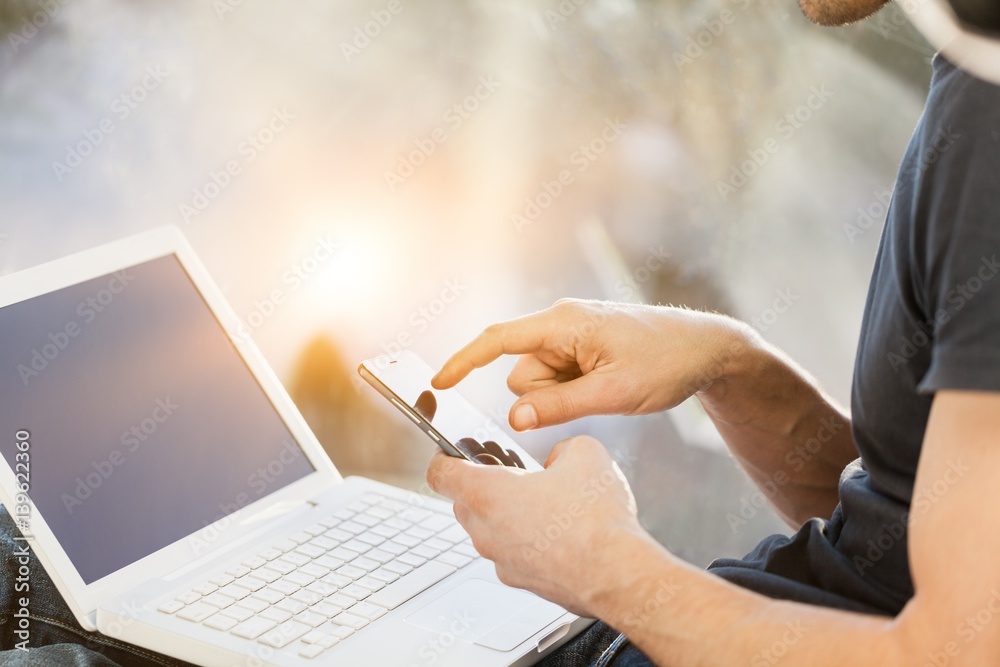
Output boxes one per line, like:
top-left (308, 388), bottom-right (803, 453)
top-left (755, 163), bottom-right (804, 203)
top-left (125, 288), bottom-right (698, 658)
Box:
top-left (513, 403), bottom-right (538, 431)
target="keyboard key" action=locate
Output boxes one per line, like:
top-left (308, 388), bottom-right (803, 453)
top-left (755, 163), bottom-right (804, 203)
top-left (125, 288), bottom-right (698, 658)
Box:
top-left (326, 594), bottom-right (357, 610)
top-left (321, 572), bottom-right (352, 588)
top-left (209, 574), bottom-right (235, 587)
top-left (347, 501), bottom-right (370, 513)
top-left (353, 514), bottom-right (380, 528)
top-left (220, 605), bottom-right (254, 622)
top-left (287, 531), bottom-right (312, 545)
top-left (338, 521), bottom-right (366, 535)
top-left (335, 565), bottom-right (366, 580)
top-left (204, 614), bottom-right (238, 631)
top-left (312, 602), bottom-right (342, 618)
top-left (405, 527), bottom-right (435, 541)
top-left (302, 630), bottom-right (328, 644)
top-left (350, 557), bottom-right (380, 572)
top-left (296, 610), bottom-right (328, 628)
top-left (355, 532), bottom-right (386, 547)
top-left (349, 602), bottom-right (387, 621)
top-left (193, 582), bottom-right (218, 596)
top-left (276, 598), bottom-right (308, 615)
top-left (324, 528), bottom-right (352, 542)
top-left (355, 576), bottom-right (386, 592)
top-left (259, 548), bottom-right (283, 561)
top-left (254, 588), bottom-right (285, 605)
top-left (300, 563), bottom-right (329, 579)
top-left (254, 568), bottom-right (282, 583)
top-left (365, 549), bottom-right (394, 564)
top-left (380, 541), bottom-right (408, 556)
top-left (285, 571), bottom-right (315, 587)
top-left (310, 536), bottom-right (338, 551)
top-left (157, 600), bottom-right (184, 614)
top-left (367, 506), bottom-right (393, 520)
top-left (177, 602), bottom-right (216, 622)
top-left (384, 518), bottom-right (412, 531)
top-left (420, 514), bottom-right (453, 532)
top-left (392, 534), bottom-right (421, 548)
top-left (269, 560), bottom-right (296, 575)
top-left (384, 561), bottom-right (413, 576)
top-left (201, 593), bottom-right (235, 609)
top-left (453, 543), bottom-right (479, 559)
top-left (299, 644), bottom-right (325, 659)
top-left (436, 551), bottom-right (473, 569)
top-left (320, 515), bottom-right (342, 528)
top-left (369, 525), bottom-right (399, 539)
top-left (331, 612), bottom-right (368, 630)
top-left (219, 584), bottom-right (251, 600)
top-left (259, 620), bottom-right (310, 648)
top-left (328, 624), bottom-right (355, 640)
top-left (397, 553), bottom-right (427, 568)
top-left (230, 616), bottom-right (277, 640)
top-left (339, 584), bottom-right (371, 600)
top-left (380, 500), bottom-right (406, 512)
top-left (425, 537), bottom-right (452, 552)
top-left (260, 607), bottom-right (293, 623)
top-left (238, 597), bottom-right (269, 614)
top-left (410, 545), bottom-right (441, 560)
top-left (362, 493), bottom-right (385, 504)
top-left (304, 523), bottom-right (327, 537)
top-left (270, 580), bottom-right (300, 596)
top-left (318, 635), bottom-right (340, 648)
top-left (238, 576), bottom-right (267, 592)
top-left (399, 508), bottom-right (432, 523)
top-left (342, 540), bottom-right (373, 554)
top-left (274, 539), bottom-right (298, 553)
top-left (226, 565), bottom-right (252, 578)
top-left (176, 591), bottom-right (202, 605)
top-left (315, 556), bottom-right (346, 571)
top-left (332, 508), bottom-right (355, 521)
top-left (370, 568), bottom-right (400, 584)
top-left (306, 581), bottom-right (338, 597)
top-left (292, 589), bottom-right (324, 606)
top-left (366, 562), bottom-right (456, 610)
top-left (283, 552), bottom-right (311, 567)
top-left (242, 556), bottom-right (267, 570)
top-left (296, 544), bottom-right (326, 559)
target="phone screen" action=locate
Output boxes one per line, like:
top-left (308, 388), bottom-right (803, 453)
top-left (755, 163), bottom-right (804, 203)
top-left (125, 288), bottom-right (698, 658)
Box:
top-left (359, 351), bottom-right (542, 471)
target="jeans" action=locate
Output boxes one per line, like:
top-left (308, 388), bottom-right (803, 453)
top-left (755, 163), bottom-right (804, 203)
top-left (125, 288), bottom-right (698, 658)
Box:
top-left (0, 505), bottom-right (653, 666)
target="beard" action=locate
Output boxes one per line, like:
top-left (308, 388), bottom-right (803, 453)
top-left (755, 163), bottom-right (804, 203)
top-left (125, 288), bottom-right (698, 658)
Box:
top-left (798, 0), bottom-right (893, 25)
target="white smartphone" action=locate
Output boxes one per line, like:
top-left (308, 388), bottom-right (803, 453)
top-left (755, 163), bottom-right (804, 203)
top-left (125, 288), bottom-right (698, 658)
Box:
top-left (358, 350), bottom-right (543, 471)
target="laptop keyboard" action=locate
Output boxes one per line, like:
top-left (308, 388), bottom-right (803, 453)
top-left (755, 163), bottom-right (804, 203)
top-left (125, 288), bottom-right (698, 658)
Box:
top-left (156, 493), bottom-right (481, 660)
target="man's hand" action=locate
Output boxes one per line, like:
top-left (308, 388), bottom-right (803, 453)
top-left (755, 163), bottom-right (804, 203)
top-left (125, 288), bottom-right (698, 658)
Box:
top-left (426, 435), bottom-right (646, 616)
top-left (432, 299), bottom-right (747, 431)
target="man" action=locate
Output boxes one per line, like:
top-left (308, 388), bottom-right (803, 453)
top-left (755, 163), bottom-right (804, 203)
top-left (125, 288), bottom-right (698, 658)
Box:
top-left (424, 0), bottom-right (1000, 665)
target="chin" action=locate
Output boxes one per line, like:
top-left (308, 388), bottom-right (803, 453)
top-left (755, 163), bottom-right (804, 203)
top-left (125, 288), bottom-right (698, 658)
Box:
top-left (798, 0), bottom-right (892, 25)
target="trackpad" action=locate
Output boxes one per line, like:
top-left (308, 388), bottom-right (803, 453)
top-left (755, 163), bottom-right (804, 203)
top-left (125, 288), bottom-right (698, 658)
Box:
top-left (405, 579), bottom-right (566, 652)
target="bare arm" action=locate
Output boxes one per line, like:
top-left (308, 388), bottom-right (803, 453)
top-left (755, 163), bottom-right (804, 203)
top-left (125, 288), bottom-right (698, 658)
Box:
top-left (427, 390), bottom-right (1000, 666)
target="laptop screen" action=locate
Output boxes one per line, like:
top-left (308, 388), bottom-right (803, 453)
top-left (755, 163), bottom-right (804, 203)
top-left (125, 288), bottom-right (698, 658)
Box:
top-left (0, 254), bottom-right (315, 584)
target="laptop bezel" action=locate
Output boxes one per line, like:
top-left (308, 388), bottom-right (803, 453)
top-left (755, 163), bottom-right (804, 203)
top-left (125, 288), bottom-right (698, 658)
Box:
top-left (0, 225), bottom-right (342, 630)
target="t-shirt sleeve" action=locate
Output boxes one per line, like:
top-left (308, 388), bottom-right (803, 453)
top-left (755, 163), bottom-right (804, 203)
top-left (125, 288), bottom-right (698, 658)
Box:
top-left (917, 74), bottom-right (1000, 394)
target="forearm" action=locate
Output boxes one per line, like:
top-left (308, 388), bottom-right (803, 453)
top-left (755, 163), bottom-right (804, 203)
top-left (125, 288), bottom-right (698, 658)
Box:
top-left (693, 320), bottom-right (857, 525)
top-left (592, 530), bottom-right (907, 667)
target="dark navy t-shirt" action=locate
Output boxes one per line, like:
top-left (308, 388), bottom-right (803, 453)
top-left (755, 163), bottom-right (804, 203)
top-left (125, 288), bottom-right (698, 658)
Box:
top-left (707, 56), bottom-right (1000, 615)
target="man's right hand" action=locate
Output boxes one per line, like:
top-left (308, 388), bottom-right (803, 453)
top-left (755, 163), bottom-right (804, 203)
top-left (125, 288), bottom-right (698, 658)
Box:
top-left (431, 299), bottom-right (754, 431)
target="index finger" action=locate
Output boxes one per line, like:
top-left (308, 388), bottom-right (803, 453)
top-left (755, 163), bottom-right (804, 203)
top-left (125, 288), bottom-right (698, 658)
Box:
top-left (431, 310), bottom-right (552, 389)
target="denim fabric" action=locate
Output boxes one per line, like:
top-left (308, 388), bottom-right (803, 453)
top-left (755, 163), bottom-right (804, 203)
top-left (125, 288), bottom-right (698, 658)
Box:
top-left (539, 622), bottom-right (656, 667)
top-left (0, 505), bottom-right (191, 667)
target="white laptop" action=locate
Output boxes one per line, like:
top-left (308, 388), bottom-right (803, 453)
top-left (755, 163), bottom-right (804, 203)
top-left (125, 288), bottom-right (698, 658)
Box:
top-left (0, 226), bottom-right (591, 666)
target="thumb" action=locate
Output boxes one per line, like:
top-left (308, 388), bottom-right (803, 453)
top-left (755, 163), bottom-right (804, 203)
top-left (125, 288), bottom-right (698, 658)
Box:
top-left (509, 372), bottom-right (620, 430)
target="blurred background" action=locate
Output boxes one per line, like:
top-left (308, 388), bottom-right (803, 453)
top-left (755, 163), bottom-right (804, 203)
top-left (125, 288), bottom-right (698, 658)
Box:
top-left (0, 0), bottom-right (931, 566)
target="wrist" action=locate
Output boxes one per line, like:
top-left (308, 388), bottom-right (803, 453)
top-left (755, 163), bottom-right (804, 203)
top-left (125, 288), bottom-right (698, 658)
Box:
top-left (582, 526), bottom-right (681, 626)
top-left (688, 315), bottom-right (762, 400)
